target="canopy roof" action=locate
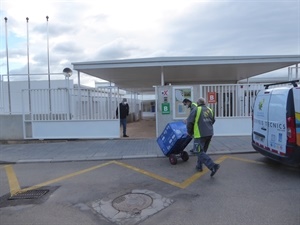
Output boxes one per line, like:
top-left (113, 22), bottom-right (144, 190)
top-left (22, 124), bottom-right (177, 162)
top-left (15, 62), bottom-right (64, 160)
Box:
top-left (72, 55), bottom-right (300, 92)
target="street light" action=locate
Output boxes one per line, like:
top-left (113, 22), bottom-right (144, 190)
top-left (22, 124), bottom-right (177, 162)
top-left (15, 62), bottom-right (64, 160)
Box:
top-left (63, 68), bottom-right (72, 119)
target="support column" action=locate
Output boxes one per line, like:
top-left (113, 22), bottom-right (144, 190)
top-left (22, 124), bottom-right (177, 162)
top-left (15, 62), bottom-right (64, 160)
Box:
top-left (77, 70), bottom-right (82, 119)
top-left (160, 66), bottom-right (164, 86)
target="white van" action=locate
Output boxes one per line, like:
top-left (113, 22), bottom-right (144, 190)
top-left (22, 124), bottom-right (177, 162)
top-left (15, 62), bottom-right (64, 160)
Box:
top-left (252, 80), bottom-right (300, 166)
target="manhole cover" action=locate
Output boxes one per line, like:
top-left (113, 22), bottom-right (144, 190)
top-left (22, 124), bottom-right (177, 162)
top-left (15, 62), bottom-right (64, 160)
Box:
top-left (92, 189), bottom-right (173, 225)
top-left (112, 193), bottom-right (153, 213)
top-left (8, 189), bottom-right (49, 200)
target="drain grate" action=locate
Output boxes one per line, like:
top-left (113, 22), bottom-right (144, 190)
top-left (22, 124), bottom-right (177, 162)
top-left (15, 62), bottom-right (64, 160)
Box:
top-left (8, 189), bottom-right (49, 200)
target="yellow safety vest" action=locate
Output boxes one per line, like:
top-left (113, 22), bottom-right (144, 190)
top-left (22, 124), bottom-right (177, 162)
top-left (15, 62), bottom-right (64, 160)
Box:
top-left (193, 106), bottom-right (213, 138)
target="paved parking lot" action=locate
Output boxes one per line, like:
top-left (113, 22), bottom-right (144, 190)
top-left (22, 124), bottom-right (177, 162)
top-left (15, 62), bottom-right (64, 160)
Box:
top-left (1, 153), bottom-right (299, 225)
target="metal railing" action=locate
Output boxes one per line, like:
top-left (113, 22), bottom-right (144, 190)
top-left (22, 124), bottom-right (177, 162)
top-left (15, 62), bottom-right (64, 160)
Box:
top-left (21, 87), bottom-right (120, 121)
top-left (200, 84), bottom-right (265, 117)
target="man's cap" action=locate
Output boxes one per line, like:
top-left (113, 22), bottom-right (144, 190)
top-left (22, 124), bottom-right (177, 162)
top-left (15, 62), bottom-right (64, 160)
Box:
top-left (182, 98), bottom-right (191, 103)
top-left (122, 98), bottom-right (127, 102)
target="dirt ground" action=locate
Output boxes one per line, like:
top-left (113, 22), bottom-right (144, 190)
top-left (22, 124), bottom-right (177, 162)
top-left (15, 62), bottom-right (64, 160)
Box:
top-left (124, 117), bottom-right (156, 139)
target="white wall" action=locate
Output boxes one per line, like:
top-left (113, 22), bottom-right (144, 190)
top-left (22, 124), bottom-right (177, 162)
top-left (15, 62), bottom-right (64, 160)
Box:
top-left (213, 117), bottom-right (252, 136)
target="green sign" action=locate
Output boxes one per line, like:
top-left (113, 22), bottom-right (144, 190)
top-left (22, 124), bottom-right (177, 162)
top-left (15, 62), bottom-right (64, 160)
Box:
top-left (162, 103), bottom-right (170, 114)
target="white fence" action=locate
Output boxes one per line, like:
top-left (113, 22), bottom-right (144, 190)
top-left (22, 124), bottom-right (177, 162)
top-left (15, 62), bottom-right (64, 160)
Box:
top-left (22, 87), bottom-right (120, 121)
top-left (23, 84), bottom-right (268, 122)
top-left (156, 82), bottom-right (298, 136)
top-left (200, 82), bottom-right (298, 118)
top-left (200, 84), bottom-right (265, 117)
top-left (20, 87), bottom-right (123, 139)
top-left (1, 79), bottom-right (298, 139)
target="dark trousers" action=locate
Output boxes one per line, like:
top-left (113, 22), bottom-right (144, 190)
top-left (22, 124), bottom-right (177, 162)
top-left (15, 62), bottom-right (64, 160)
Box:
top-left (194, 136), bottom-right (215, 170)
top-left (120, 118), bottom-right (127, 135)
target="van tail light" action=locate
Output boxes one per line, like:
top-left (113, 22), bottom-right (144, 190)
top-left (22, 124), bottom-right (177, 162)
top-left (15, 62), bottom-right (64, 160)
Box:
top-left (287, 116), bottom-right (296, 144)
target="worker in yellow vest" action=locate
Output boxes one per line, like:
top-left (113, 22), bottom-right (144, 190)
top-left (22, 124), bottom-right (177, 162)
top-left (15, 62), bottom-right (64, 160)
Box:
top-left (186, 97), bottom-right (220, 177)
top-left (182, 98), bottom-right (198, 153)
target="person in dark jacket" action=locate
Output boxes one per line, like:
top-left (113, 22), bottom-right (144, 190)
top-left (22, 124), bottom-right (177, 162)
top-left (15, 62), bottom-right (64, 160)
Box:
top-left (182, 98), bottom-right (198, 153)
top-left (186, 97), bottom-right (220, 177)
top-left (116, 98), bottom-right (129, 137)
top-left (182, 98), bottom-right (197, 111)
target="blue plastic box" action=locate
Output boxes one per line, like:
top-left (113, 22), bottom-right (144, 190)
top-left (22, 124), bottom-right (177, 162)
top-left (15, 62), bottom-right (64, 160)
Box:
top-left (157, 121), bottom-right (192, 156)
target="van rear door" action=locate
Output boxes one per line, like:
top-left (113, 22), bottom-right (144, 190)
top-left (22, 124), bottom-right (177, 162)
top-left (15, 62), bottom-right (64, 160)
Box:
top-left (267, 88), bottom-right (289, 155)
top-left (252, 90), bottom-right (271, 148)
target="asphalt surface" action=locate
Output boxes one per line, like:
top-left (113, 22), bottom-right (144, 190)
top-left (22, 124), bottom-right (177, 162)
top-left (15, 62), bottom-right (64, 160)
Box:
top-left (0, 136), bottom-right (254, 164)
top-left (2, 136), bottom-right (300, 225)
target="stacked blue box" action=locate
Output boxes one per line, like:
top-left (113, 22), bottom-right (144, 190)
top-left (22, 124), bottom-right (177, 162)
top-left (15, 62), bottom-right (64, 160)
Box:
top-left (157, 121), bottom-right (192, 156)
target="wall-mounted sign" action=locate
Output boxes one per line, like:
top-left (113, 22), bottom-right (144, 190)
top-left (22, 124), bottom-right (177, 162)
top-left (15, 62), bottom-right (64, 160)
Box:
top-left (161, 90), bottom-right (169, 96)
top-left (207, 92), bottom-right (217, 103)
top-left (172, 86), bottom-right (193, 119)
top-left (162, 103), bottom-right (170, 114)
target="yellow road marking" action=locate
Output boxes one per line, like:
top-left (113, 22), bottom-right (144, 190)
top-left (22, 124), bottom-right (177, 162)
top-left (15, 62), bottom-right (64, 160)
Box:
top-left (113, 161), bottom-right (183, 188)
top-left (114, 155), bottom-right (228, 189)
top-left (3, 155), bottom-right (241, 195)
top-left (179, 155), bottom-right (228, 188)
top-left (178, 168), bottom-right (209, 188)
top-left (227, 156), bottom-right (265, 165)
top-left (18, 161), bottom-right (113, 194)
top-left (4, 165), bottom-right (21, 196)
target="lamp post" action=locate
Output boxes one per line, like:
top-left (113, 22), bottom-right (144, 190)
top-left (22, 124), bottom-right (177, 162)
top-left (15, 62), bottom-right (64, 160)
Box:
top-left (26, 17), bottom-right (32, 114)
top-left (4, 17), bottom-right (11, 114)
top-left (46, 16), bottom-right (52, 117)
top-left (63, 68), bottom-right (72, 119)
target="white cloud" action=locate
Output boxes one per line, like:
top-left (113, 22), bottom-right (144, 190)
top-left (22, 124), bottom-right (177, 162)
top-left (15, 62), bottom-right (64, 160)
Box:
top-left (0, 0), bottom-right (299, 85)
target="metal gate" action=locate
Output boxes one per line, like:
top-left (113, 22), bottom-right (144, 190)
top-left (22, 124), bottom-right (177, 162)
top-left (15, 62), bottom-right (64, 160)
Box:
top-left (22, 87), bottom-right (121, 139)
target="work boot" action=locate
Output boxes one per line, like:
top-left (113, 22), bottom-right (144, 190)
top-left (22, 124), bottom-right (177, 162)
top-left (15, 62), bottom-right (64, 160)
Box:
top-left (210, 164), bottom-right (220, 177)
top-left (123, 134), bottom-right (129, 137)
top-left (195, 166), bottom-right (203, 172)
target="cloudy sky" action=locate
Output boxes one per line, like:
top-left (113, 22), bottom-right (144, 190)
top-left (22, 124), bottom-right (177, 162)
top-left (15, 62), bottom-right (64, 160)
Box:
top-left (0, 0), bottom-right (299, 85)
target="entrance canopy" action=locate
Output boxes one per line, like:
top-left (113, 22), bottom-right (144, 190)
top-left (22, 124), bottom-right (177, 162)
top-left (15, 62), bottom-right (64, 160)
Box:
top-left (72, 55), bottom-right (300, 92)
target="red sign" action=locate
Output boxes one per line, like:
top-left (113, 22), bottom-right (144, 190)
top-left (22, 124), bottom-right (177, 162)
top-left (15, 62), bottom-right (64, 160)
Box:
top-left (207, 92), bottom-right (216, 103)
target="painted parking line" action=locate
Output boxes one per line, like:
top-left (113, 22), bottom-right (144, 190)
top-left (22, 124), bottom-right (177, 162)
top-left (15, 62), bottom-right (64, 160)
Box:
top-left (4, 161), bottom-right (112, 195)
top-left (114, 155), bottom-right (229, 189)
top-left (113, 160), bottom-right (183, 188)
top-left (179, 155), bottom-right (228, 188)
top-left (227, 155), bottom-right (300, 172)
top-left (3, 155), bottom-right (253, 196)
top-left (227, 156), bottom-right (265, 165)
top-left (4, 165), bottom-right (21, 196)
